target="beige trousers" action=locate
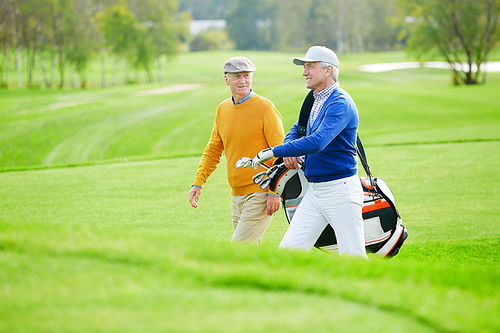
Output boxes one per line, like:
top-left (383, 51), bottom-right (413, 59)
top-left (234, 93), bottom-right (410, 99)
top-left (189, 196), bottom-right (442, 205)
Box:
top-left (231, 191), bottom-right (274, 245)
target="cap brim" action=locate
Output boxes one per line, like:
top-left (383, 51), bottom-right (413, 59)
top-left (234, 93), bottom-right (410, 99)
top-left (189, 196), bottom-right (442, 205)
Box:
top-left (293, 57), bottom-right (320, 65)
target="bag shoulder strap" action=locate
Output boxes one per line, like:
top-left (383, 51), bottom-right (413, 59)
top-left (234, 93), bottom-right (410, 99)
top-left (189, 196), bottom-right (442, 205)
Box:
top-left (297, 90), bottom-right (314, 138)
top-left (356, 135), bottom-right (372, 178)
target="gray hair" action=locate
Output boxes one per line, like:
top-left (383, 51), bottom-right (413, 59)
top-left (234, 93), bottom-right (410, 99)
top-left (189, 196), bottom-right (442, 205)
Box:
top-left (320, 61), bottom-right (339, 81)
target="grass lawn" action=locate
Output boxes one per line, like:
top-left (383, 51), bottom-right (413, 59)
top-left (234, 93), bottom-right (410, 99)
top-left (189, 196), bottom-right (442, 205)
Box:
top-left (0, 50), bottom-right (499, 332)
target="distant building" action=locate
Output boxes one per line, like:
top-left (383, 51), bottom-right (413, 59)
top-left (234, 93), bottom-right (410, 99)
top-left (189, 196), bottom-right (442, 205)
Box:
top-left (190, 20), bottom-right (226, 35)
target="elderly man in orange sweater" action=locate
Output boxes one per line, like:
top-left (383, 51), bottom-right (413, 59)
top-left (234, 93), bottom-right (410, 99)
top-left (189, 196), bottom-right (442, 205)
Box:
top-left (188, 57), bottom-right (285, 244)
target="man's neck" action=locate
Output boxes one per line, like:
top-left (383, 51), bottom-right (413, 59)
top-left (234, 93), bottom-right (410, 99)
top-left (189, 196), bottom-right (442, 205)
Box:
top-left (232, 90), bottom-right (253, 104)
top-left (313, 79), bottom-right (336, 93)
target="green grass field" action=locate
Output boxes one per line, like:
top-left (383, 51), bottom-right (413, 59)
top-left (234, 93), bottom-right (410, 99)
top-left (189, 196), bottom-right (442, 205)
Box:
top-left (1, 50), bottom-right (499, 332)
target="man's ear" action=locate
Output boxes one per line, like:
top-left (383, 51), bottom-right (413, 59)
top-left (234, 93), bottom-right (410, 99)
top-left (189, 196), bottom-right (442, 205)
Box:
top-left (326, 65), bottom-right (333, 77)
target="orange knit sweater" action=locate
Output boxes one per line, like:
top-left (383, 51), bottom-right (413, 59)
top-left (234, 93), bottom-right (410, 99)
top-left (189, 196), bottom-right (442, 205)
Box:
top-left (193, 93), bottom-right (285, 195)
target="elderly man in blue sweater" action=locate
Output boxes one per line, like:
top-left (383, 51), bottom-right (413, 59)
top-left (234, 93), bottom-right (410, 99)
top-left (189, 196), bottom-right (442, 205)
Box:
top-left (252, 46), bottom-right (367, 258)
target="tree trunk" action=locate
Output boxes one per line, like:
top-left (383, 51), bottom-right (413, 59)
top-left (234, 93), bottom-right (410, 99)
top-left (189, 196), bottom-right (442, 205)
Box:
top-left (41, 49), bottom-right (49, 87)
top-left (29, 47), bottom-right (36, 87)
top-left (157, 55), bottom-right (162, 82)
top-left (38, 52), bottom-right (43, 87)
top-left (49, 49), bottom-right (55, 88)
top-left (354, 0), bottom-right (364, 53)
top-left (58, 47), bottom-right (65, 88)
top-left (15, 47), bottom-right (21, 88)
top-left (124, 59), bottom-right (128, 84)
top-left (71, 67), bottom-right (76, 88)
top-left (101, 47), bottom-right (106, 87)
top-left (3, 41), bottom-right (9, 87)
top-left (80, 71), bottom-right (86, 88)
top-left (36, 19), bottom-right (43, 87)
top-left (483, 0), bottom-right (493, 84)
top-left (337, 0), bottom-right (343, 55)
top-left (113, 55), bottom-right (118, 86)
top-left (9, 2), bottom-right (22, 88)
top-left (464, 53), bottom-right (477, 85)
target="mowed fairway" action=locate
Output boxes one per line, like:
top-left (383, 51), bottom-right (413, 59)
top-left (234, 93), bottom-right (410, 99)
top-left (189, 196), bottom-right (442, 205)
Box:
top-left (1, 51), bottom-right (499, 332)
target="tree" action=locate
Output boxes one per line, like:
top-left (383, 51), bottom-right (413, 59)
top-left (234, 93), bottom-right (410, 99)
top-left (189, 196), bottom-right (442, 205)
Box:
top-left (5, 0), bottom-right (22, 88)
top-left (0, 0), bottom-right (12, 87)
top-left (132, 0), bottom-right (188, 82)
top-left (226, 0), bottom-right (261, 50)
top-left (95, 0), bottom-right (141, 84)
top-left (190, 29), bottom-right (233, 51)
top-left (400, 0), bottom-right (500, 85)
top-left (65, 0), bottom-right (99, 88)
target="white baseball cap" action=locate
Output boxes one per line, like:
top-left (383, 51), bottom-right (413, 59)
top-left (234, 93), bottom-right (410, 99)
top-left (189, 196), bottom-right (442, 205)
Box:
top-left (293, 46), bottom-right (339, 68)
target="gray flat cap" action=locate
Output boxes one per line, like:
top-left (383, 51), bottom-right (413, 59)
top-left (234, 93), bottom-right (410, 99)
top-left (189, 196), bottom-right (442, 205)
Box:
top-left (293, 46), bottom-right (340, 68)
top-left (224, 57), bottom-right (256, 73)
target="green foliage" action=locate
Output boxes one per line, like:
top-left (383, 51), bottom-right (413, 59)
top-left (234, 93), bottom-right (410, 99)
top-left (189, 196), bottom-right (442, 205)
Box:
top-left (95, 1), bottom-right (140, 59)
top-left (399, 0), bottom-right (500, 84)
top-left (0, 0), bottom-right (189, 89)
top-left (190, 30), bottom-right (234, 51)
top-left (178, 0), bottom-right (236, 19)
top-left (226, 0), bottom-right (263, 50)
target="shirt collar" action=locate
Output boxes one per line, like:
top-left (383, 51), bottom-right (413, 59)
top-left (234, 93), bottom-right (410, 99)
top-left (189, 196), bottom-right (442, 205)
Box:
top-left (313, 82), bottom-right (339, 100)
top-left (232, 89), bottom-right (254, 105)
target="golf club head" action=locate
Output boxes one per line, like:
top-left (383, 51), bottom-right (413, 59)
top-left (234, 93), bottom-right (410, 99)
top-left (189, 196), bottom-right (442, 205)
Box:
top-left (266, 165), bottom-right (280, 178)
top-left (259, 178), bottom-right (271, 190)
top-left (252, 171), bottom-right (267, 184)
top-left (236, 157), bottom-right (251, 169)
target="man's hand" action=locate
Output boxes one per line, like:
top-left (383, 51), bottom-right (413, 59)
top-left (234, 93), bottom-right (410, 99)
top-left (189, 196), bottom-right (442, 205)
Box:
top-left (189, 186), bottom-right (202, 208)
top-left (283, 156), bottom-right (302, 170)
top-left (266, 195), bottom-right (281, 216)
top-left (252, 148), bottom-right (274, 170)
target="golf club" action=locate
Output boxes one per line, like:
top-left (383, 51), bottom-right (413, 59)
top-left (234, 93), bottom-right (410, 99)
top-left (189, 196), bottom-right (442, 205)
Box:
top-left (252, 171), bottom-right (267, 184)
top-left (265, 163), bottom-right (284, 179)
top-left (235, 157), bottom-right (270, 170)
top-left (235, 157), bottom-right (251, 169)
top-left (259, 177), bottom-right (271, 190)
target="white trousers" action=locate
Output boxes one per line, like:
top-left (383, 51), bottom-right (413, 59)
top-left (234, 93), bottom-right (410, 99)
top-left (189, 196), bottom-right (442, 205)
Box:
top-left (279, 175), bottom-right (368, 258)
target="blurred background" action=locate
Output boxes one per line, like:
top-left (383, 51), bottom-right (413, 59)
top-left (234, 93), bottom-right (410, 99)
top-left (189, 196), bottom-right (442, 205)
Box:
top-left (1, 0), bottom-right (498, 89)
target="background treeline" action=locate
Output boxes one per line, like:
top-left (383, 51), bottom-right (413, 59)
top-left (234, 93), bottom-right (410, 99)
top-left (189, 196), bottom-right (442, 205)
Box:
top-left (0, 0), bottom-right (405, 89)
top-left (1, 0), bottom-right (499, 88)
top-left (183, 0), bottom-right (405, 53)
top-left (0, 0), bottom-right (190, 88)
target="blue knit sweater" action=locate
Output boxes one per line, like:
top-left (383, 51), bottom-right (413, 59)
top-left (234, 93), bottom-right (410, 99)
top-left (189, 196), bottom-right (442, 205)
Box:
top-left (273, 87), bottom-right (359, 183)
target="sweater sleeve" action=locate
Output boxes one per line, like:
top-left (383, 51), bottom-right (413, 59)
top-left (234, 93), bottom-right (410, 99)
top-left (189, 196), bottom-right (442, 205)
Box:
top-left (273, 99), bottom-right (349, 157)
top-left (192, 114), bottom-right (225, 188)
top-left (263, 103), bottom-right (285, 147)
top-left (263, 103), bottom-right (285, 197)
top-left (284, 121), bottom-right (299, 143)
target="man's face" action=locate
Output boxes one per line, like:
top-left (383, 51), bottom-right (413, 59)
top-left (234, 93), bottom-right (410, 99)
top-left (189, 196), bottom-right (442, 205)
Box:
top-left (225, 72), bottom-right (253, 99)
top-left (302, 62), bottom-right (329, 91)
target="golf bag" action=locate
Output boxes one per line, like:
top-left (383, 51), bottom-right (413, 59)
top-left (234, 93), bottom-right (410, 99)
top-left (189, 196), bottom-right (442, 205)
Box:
top-left (269, 91), bottom-right (408, 257)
